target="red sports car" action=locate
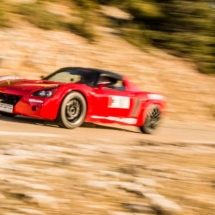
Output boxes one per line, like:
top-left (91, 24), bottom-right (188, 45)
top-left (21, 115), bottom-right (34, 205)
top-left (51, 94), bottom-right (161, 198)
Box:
top-left (0, 67), bottom-right (166, 134)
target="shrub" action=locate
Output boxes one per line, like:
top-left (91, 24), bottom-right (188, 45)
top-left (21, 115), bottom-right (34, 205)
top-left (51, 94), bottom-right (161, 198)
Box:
top-left (0, 0), bottom-right (11, 28)
top-left (15, 2), bottom-right (63, 30)
top-left (208, 104), bottom-right (215, 118)
top-left (122, 27), bottom-right (152, 50)
top-left (0, 11), bottom-right (9, 28)
top-left (74, 0), bottom-right (99, 10)
top-left (124, 1), bottom-right (163, 20)
top-left (66, 21), bottom-right (96, 42)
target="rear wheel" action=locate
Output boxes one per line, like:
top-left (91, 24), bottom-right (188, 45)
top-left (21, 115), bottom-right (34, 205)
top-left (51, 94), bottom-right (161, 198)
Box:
top-left (139, 105), bottom-right (161, 134)
top-left (57, 92), bottom-right (87, 129)
top-left (0, 112), bottom-right (16, 117)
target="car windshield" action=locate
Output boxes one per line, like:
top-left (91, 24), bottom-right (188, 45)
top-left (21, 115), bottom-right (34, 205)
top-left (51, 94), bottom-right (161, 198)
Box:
top-left (42, 69), bottom-right (95, 86)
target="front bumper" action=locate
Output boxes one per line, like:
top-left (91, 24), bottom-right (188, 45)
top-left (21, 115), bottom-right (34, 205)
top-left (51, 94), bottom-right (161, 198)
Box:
top-left (0, 92), bottom-right (60, 120)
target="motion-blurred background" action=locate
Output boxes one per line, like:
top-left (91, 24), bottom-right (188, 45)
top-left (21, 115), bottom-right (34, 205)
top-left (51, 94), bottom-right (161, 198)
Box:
top-left (0, 1), bottom-right (215, 215)
top-left (1, 0), bottom-right (215, 125)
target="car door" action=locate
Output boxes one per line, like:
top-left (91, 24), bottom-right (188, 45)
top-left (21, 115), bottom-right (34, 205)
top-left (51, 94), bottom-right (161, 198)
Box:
top-left (90, 77), bottom-right (137, 125)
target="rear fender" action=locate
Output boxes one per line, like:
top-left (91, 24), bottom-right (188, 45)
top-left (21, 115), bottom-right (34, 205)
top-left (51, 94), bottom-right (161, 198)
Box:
top-left (137, 100), bottom-right (165, 126)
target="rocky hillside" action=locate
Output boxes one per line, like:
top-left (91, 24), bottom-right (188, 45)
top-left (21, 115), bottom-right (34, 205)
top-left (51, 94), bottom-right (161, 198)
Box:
top-left (0, 1), bottom-right (215, 126)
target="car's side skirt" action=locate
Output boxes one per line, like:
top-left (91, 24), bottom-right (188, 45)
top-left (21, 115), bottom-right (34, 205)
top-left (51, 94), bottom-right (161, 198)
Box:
top-left (90, 115), bottom-right (138, 125)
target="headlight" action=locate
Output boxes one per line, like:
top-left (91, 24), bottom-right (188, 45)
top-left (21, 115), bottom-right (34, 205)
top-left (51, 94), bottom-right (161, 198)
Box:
top-left (32, 89), bottom-right (56, 98)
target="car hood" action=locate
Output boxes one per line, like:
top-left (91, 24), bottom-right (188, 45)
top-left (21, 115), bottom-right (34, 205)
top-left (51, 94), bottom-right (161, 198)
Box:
top-left (0, 79), bottom-right (63, 95)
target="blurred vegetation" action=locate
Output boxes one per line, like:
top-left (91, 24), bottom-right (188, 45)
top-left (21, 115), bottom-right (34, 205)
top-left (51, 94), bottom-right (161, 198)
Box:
top-left (0, 0), bottom-right (96, 42)
top-left (15, 2), bottom-right (63, 30)
top-left (121, 25), bottom-right (152, 50)
top-left (0, 0), bottom-right (214, 73)
top-left (74, 0), bottom-right (99, 9)
top-left (209, 105), bottom-right (215, 118)
top-left (0, 0), bottom-right (10, 27)
top-left (0, 11), bottom-right (9, 28)
top-left (66, 21), bottom-right (96, 42)
top-left (70, 0), bottom-right (215, 74)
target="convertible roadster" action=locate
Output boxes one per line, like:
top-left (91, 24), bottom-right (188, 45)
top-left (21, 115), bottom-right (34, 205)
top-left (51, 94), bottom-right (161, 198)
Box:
top-left (0, 67), bottom-right (165, 134)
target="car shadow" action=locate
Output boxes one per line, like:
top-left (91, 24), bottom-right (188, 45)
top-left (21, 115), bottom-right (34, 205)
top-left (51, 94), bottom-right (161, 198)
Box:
top-left (0, 115), bottom-right (138, 133)
top-left (81, 122), bottom-right (139, 133)
top-left (0, 115), bottom-right (58, 128)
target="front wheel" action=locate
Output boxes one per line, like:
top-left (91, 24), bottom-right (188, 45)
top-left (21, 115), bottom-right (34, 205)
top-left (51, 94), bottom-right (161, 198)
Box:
top-left (139, 105), bottom-right (161, 134)
top-left (57, 92), bottom-right (87, 129)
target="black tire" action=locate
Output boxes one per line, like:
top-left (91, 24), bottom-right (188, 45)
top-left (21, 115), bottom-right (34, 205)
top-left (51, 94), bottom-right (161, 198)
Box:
top-left (0, 112), bottom-right (16, 117)
top-left (57, 92), bottom-right (87, 129)
top-left (139, 105), bottom-right (161, 134)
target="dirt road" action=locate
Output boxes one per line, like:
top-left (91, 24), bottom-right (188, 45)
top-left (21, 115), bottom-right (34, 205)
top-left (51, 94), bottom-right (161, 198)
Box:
top-left (0, 115), bottom-right (214, 144)
top-left (0, 115), bottom-right (215, 215)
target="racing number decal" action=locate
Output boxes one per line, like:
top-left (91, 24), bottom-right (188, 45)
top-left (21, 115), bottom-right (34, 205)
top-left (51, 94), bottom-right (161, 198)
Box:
top-left (108, 96), bottom-right (130, 109)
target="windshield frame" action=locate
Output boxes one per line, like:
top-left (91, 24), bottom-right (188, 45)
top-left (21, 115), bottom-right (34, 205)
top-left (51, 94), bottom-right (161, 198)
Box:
top-left (42, 68), bottom-right (98, 87)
